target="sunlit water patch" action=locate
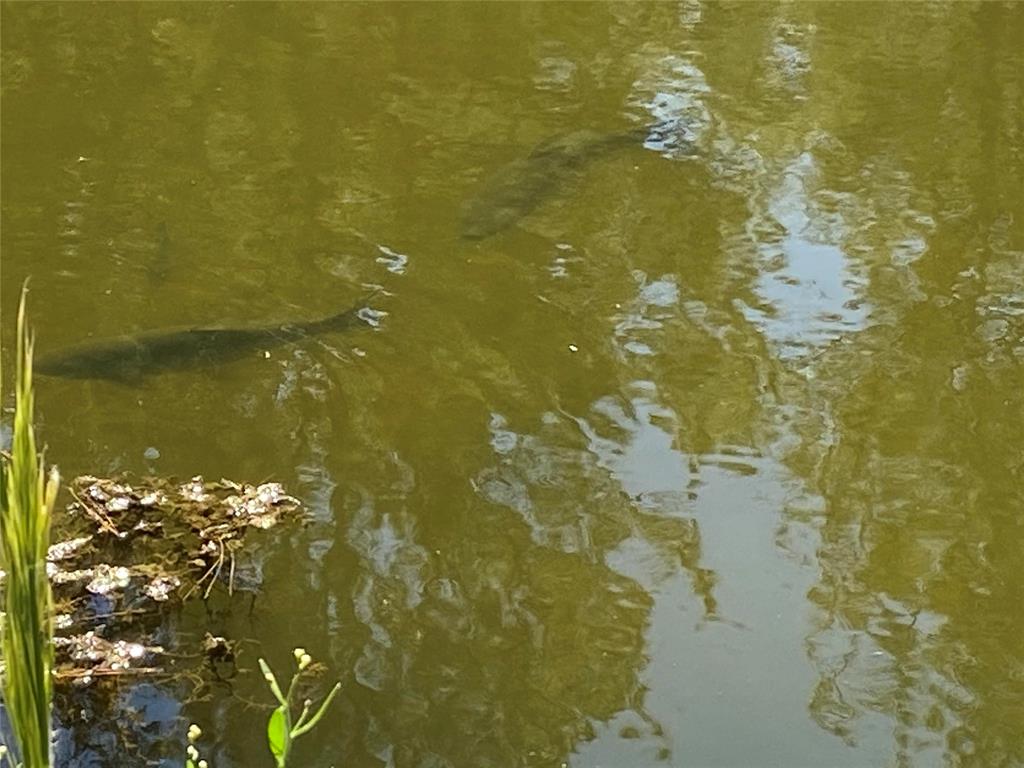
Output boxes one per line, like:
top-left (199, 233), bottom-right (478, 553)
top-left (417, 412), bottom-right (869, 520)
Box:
top-left (742, 150), bottom-right (869, 358)
top-left (628, 47), bottom-right (711, 156)
top-left (611, 271), bottom-right (680, 358)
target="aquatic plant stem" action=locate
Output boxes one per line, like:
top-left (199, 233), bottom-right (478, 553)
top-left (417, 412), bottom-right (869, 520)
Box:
top-left (258, 651), bottom-right (341, 767)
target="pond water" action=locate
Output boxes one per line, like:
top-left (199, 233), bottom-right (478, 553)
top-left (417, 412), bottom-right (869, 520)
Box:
top-left (2, 2), bottom-right (1022, 767)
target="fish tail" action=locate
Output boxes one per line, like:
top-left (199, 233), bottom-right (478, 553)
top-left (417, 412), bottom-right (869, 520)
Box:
top-left (307, 289), bottom-right (384, 335)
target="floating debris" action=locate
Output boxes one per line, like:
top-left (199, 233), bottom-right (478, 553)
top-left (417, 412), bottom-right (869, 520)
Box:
top-left (107, 496), bottom-right (131, 512)
top-left (179, 476), bottom-right (211, 503)
top-left (40, 472), bottom-right (304, 764)
top-left (48, 535), bottom-right (93, 562)
top-left (201, 632), bottom-right (236, 664)
top-left (48, 473), bottom-right (303, 685)
top-left (49, 566), bottom-right (95, 586)
top-left (143, 574), bottom-right (180, 602)
top-left (139, 490), bottom-right (165, 507)
top-left (85, 564), bottom-right (132, 596)
top-left (55, 632), bottom-right (162, 678)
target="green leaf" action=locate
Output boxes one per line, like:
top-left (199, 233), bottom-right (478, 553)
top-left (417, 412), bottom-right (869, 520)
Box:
top-left (267, 704), bottom-right (289, 767)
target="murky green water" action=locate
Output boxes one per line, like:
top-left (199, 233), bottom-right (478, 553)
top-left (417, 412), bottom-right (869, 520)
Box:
top-left (3, 2), bottom-right (1022, 766)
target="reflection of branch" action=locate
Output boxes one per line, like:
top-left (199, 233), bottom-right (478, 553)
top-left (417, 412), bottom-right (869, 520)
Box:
top-left (632, 508), bottom-right (725, 622)
top-left (806, 636), bottom-right (857, 745)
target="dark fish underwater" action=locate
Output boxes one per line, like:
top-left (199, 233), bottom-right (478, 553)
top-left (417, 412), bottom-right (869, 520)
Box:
top-left (459, 125), bottom-right (688, 240)
top-left (36, 295), bottom-right (379, 383)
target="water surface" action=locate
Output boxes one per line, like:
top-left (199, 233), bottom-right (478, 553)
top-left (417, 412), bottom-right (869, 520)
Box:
top-left (2, 2), bottom-right (1022, 766)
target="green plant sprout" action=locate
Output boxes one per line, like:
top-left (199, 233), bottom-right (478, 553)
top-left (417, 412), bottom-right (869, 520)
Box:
top-left (258, 649), bottom-right (341, 768)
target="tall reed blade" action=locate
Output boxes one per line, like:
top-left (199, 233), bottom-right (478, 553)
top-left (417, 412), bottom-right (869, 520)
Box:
top-left (1, 286), bottom-right (58, 767)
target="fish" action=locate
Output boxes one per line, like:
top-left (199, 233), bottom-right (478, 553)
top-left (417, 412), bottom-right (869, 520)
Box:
top-left (459, 126), bottom-right (651, 240)
top-left (36, 295), bottom-right (379, 383)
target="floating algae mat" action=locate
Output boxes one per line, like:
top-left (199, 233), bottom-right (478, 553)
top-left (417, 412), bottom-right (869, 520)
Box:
top-left (2, 473), bottom-right (304, 763)
top-left (47, 473), bottom-right (302, 680)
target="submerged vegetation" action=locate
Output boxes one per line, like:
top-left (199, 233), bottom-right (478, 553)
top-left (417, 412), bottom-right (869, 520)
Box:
top-left (44, 473), bottom-right (311, 761)
top-left (50, 473), bottom-right (302, 687)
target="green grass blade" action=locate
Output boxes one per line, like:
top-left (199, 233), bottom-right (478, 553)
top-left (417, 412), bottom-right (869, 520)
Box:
top-left (0, 285), bottom-right (56, 767)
